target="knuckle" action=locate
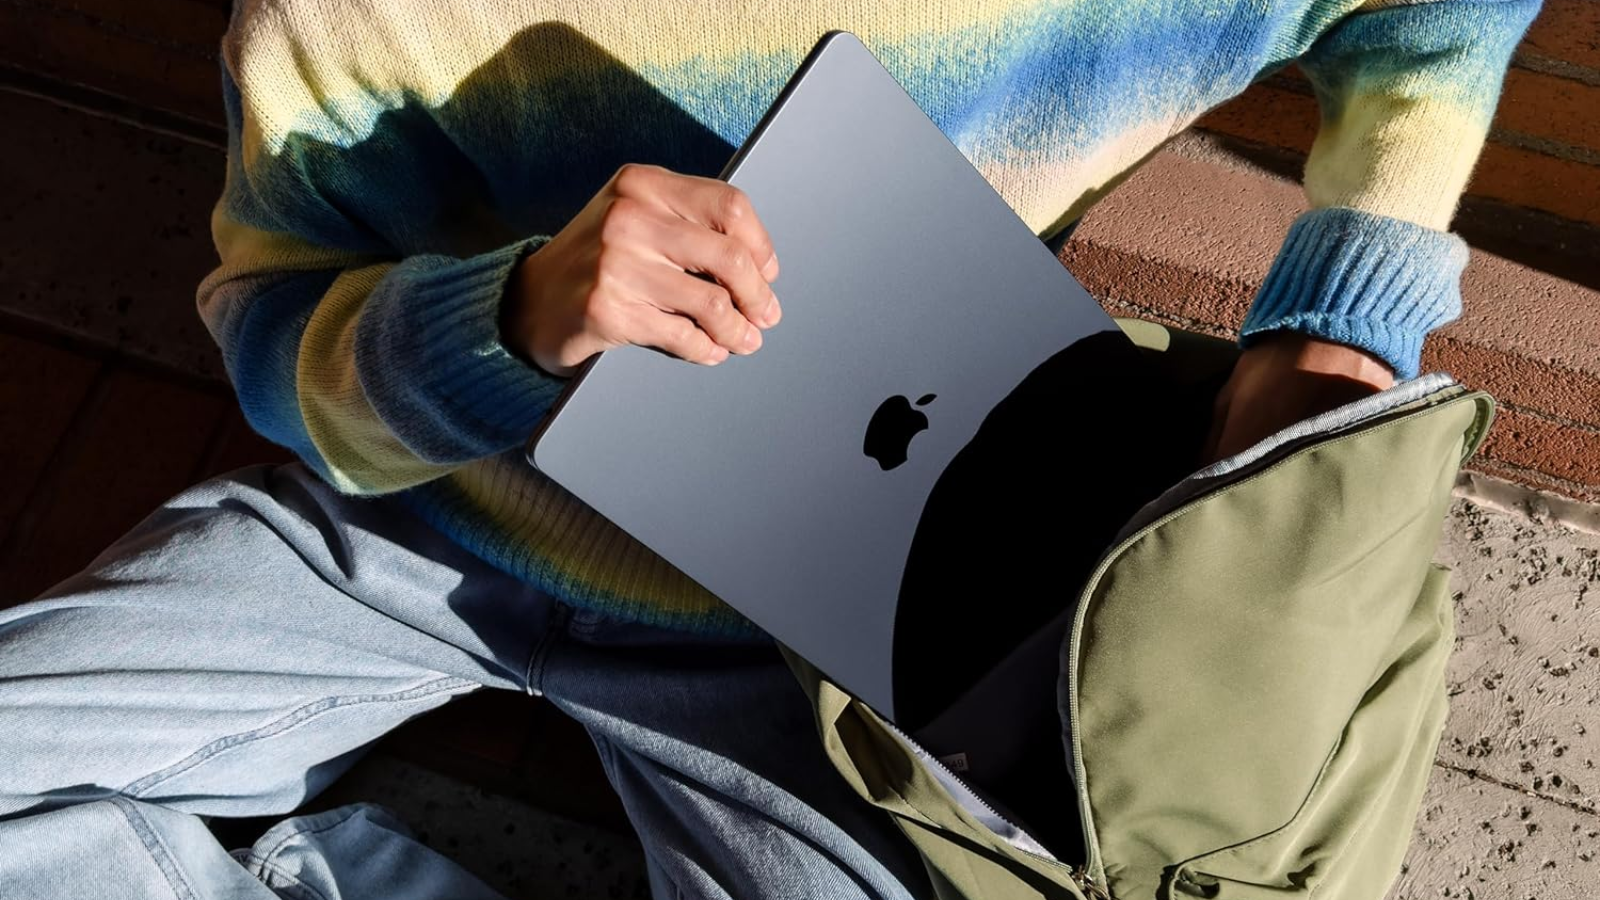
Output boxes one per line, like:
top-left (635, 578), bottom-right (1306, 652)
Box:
top-left (670, 316), bottom-right (702, 349)
top-left (579, 292), bottom-right (616, 334)
top-left (717, 185), bottom-right (751, 222)
top-left (598, 198), bottom-right (641, 243)
top-left (717, 238), bottom-right (751, 274)
top-left (696, 283), bottom-right (730, 319)
top-left (613, 162), bottom-right (653, 194)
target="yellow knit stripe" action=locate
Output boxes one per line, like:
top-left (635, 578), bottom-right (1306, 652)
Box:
top-left (976, 119), bottom-right (1179, 236)
top-left (226, 0), bottom-right (1062, 156)
top-left (295, 263), bottom-right (457, 493)
top-left (196, 175), bottom-right (379, 332)
top-left (449, 458), bottom-right (728, 621)
top-left (1305, 93), bottom-right (1490, 230)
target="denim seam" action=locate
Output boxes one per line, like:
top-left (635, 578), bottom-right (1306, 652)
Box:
top-left (247, 858), bottom-right (333, 900)
top-left (120, 676), bottom-right (475, 798)
top-left (241, 806), bottom-right (372, 900)
top-left (524, 603), bottom-right (572, 695)
top-left (108, 796), bottom-right (198, 900)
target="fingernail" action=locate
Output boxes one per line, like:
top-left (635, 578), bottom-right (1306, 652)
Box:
top-left (708, 347), bottom-right (729, 365)
top-left (762, 295), bottom-right (782, 327)
top-left (761, 254), bottom-right (779, 281)
top-left (742, 324), bottom-right (762, 352)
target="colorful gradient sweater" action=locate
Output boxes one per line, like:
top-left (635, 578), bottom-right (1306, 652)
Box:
top-left (200, 0), bottom-right (1537, 634)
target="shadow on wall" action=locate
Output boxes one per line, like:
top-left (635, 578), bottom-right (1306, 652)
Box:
top-left (1192, 1), bottom-right (1600, 296)
top-left (1205, 131), bottom-right (1600, 294)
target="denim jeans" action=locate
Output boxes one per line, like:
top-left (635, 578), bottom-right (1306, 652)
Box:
top-left (0, 463), bottom-right (932, 899)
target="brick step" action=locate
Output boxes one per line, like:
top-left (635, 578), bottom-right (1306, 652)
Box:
top-left (1062, 132), bottom-right (1600, 504)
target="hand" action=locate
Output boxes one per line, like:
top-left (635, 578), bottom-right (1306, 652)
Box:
top-left (1201, 333), bottom-right (1396, 464)
top-left (502, 163), bottom-right (782, 377)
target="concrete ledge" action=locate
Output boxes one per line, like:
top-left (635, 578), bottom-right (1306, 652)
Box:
top-left (1457, 470), bottom-right (1600, 536)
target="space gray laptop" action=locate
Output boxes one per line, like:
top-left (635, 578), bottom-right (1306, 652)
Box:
top-left (525, 30), bottom-right (1139, 728)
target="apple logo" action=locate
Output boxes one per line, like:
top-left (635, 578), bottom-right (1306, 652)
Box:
top-left (864, 393), bottom-right (937, 471)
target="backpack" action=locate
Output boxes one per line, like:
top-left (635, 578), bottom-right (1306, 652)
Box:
top-left (781, 318), bottom-right (1495, 900)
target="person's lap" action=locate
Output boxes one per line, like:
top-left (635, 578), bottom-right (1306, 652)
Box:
top-left (0, 463), bottom-right (930, 899)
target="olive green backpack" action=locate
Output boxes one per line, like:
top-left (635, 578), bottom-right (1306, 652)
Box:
top-left (782, 319), bottom-right (1495, 900)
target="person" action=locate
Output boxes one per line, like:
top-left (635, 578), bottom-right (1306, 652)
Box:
top-left (0, 1), bottom-right (1539, 897)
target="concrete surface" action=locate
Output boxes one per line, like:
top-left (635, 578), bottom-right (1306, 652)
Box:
top-left (1393, 498), bottom-right (1600, 899)
top-left (0, 89), bottom-right (227, 379)
top-left (305, 755), bottom-right (651, 900)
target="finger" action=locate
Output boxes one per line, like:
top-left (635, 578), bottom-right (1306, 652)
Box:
top-left (654, 218), bottom-right (779, 333)
top-left (634, 308), bottom-right (732, 366)
top-left (656, 173), bottom-right (781, 286)
top-left (642, 265), bottom-right (763, 355)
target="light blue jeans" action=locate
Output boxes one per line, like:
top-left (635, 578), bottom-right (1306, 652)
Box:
top-left (0, 464), bottom-right (931, 899)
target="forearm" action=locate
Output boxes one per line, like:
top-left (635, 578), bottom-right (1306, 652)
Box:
top-left (1241, 0), bottom-right (1540, 379)
top-left (200, 225), bottom-right (563, 494)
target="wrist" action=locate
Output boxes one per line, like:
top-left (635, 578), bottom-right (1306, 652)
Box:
top-left (500, 242), bottom-right (568, 378)
top-left (1244, 331), bottom-right (1396, 392)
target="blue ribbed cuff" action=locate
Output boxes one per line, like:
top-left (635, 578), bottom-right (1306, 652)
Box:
top-left (1239, 207), bottom-right (1470, 380)
top-left (355, 235), bottom-right (567, 463)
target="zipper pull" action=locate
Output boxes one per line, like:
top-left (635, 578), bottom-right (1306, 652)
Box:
top-left (1069, 866), bottom-right (1110, 900)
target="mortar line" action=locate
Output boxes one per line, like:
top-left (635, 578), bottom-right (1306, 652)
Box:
top-left (0, 0), bottom-right (221, 61)
top-left (0, 310), bottom-right (231, 394)
top-left (0, 63), bottom-right (226, 150)
top-left (1469, 457), bottom-right (1600, 504)
top-left (1434, 760), bottom-right (1600, 818)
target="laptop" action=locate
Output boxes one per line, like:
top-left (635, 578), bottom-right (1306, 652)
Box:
top-left (525, 31), bottom-right (1148, 741)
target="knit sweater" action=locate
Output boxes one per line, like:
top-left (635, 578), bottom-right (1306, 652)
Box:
top-left (200, 0), bottom-right (1537, 634)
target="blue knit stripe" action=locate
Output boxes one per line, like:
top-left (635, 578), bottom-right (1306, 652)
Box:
top-left (353, 237), bottom-right (568, 464)
top-left (1239, 207), bottom-right (1470, 379)
top-left (211, 268), bottom-right (340, 483)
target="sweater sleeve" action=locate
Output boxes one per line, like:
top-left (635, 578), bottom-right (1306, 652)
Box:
top-left (196, 39), bottom-right (567, 495)
top-left (1240, 0), bottom-right (1541, 379)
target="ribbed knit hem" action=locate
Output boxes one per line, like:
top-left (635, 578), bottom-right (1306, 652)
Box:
top-left (356, 235), bottom-right (567, 462)
top-left (399, 473), bottom-right (766, 639)
top-left (1239, 207), bottom-right (1470, 380)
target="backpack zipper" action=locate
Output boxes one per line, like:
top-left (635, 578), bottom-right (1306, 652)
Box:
top-left (879, 718), bottom-right (1108, 898)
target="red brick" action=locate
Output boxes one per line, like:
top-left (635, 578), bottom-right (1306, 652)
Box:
top-left (42, 0), bottom-right (228, 51)
top-left (1468, 457), bottom-right (1600, 505)
top-left (1195, 82), bottom-right (1319, 155)
top-left (1423, 334), bottom-right (1600, 431)
top-left (1468, 141), bottom-right (1600, 226)
top-left (1195, 69), bottom-right (1600, 228)
top-left (1496, 68), bottom-right (1600, 155)
top-left (1476, 404), bottom-right (1600, 492)
top-left (1522, 0), bottom-right (1600, 71)
top-left (0, 7), bottom-right (224, 123)
top-left (0, 334), bottom-right (100, 546)
top-left (0, 368), bottom-right (227, 605)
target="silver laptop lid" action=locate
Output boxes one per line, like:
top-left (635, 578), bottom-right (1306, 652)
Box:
top-left (527, 31), bottom-right (1127, 722)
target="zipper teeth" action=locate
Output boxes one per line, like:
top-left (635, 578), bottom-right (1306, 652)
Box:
top-left (879, 721), bottom-right (1026, 835)
top-left (879, 719), bottom-right (1107, 896)
top-left (1063, 387), bottom-right (1473, 888)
